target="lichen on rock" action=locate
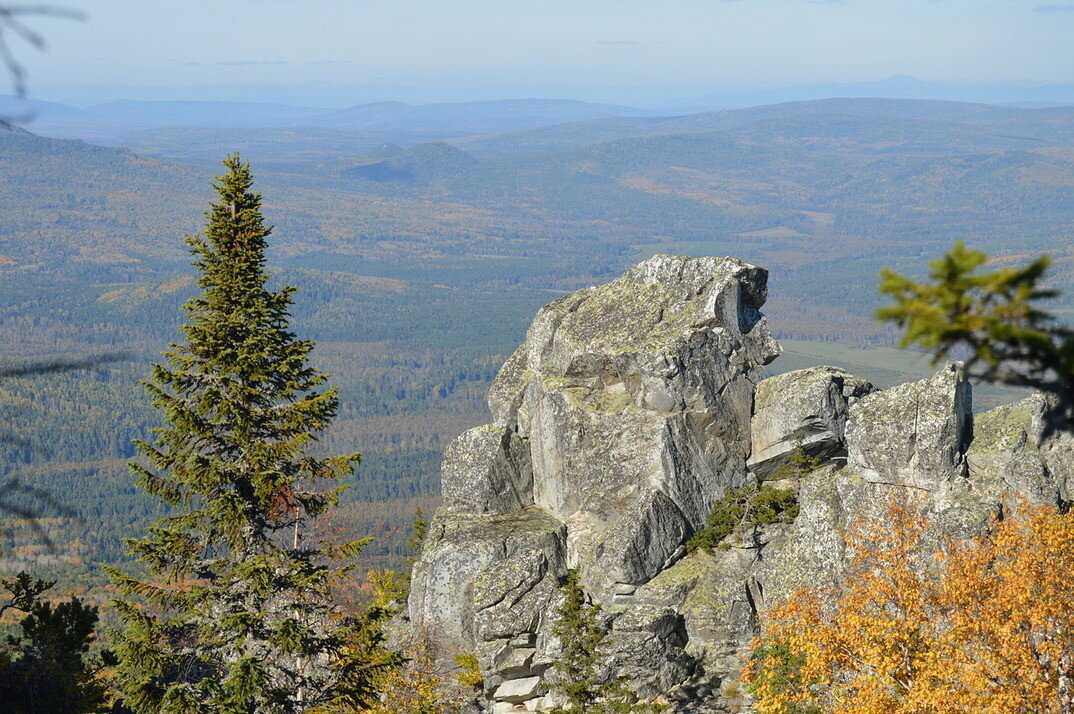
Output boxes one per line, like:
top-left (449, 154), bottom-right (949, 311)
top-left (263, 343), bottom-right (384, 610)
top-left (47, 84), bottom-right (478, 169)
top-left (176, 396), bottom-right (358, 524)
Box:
top-left (749, 366), bottom-right (874, 478)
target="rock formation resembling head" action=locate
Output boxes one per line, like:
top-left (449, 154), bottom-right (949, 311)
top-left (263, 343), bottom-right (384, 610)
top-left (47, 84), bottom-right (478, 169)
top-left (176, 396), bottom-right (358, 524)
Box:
top-left (410, 254), bottom-right (780, 707)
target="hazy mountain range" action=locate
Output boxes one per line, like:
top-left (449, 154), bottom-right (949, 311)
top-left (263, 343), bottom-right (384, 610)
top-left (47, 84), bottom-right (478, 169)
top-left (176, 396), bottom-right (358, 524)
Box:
top-left (689, 75), bottom-right (1074, 112)
top-left (0, 95), bottom-right (645, 142)
top-left (0, 91), bottom-right (1070, 583)
top-left (5, 75), bottom-right (1074, 142)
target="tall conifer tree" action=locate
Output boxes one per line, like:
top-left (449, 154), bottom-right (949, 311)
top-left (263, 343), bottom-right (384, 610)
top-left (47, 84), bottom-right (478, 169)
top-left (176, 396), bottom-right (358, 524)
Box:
top-left (108, 155), bottom-right (384, 713)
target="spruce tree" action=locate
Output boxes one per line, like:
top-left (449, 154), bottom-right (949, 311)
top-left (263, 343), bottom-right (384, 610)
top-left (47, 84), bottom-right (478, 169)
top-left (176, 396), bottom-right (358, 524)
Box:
top-left (553, 570), bottom-right (608, 711)
top-left (552, 571), bottom-right (656, 713)
top-left (107, 155), bottom-right (384, 713)
top-left (879, 241), bottom-right (1074, 431)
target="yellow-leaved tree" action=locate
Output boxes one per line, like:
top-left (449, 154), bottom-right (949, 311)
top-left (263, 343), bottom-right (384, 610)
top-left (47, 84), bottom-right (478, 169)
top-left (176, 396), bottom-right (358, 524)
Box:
top-left (361, 629), bottom-right (470, 714)
top-left (747, 495), bottom-right (1074, 713)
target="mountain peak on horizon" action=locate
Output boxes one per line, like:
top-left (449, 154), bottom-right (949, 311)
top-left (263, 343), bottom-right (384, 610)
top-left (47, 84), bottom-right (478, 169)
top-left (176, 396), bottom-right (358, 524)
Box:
top-left (878, 74), bottom-right (928, 84)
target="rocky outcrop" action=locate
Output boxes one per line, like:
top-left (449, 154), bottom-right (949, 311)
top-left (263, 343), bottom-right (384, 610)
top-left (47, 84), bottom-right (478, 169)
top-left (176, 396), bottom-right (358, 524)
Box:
top-left (967, 393), bottom-right (1074, 507)
top-left (404, 254), bottom-right (1073, 712)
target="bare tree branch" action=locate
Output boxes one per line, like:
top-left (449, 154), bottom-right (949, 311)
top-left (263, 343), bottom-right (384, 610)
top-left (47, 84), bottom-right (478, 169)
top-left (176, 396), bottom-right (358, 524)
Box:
top-left (0, 4), bottom-right (84, 99)
top-left (0, 569), bottom-right (54, 615)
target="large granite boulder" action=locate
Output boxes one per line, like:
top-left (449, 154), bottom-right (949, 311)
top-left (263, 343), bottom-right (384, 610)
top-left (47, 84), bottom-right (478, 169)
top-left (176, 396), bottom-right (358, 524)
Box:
top-left (748, 366), bottom-right (874, 478)
top-left (404, 255), bottom-right (1074, 712)
top-left (845, 363), bottom-right (973, 491)
top-left (441, 425), bottom-right (533, 515)
top-left (588, 490), bottom-right (692, 600)
top-left (506, 255), bottom-right (780, 594)
top-left (407, 508), bottom-right (566, 651)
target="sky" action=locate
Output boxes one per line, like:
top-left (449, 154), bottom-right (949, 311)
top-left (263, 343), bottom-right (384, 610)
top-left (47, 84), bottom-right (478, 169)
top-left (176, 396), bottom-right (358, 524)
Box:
top-left (14, 0), bottom-right (1074, 107)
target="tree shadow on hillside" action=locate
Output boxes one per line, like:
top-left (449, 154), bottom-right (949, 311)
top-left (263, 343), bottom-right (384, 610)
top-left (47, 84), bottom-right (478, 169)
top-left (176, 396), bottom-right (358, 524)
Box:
top-left (0, 352), bottom-right (128, 556)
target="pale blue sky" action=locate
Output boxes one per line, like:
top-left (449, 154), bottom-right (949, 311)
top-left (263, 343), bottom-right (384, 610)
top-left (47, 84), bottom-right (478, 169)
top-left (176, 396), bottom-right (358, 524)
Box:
top-left (19, 0), bottom-right (1074, 106)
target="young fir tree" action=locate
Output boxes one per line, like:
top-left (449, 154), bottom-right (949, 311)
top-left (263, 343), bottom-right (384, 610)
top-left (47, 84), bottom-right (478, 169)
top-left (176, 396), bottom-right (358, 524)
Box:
top-left (554, 570), bottom-right (651, 712)
top-left (0, 574), bottom-right (109, 713)
top-left (552, 571), bottom-right (661, 713)
top-left (107, 155), bottom-right (387, 713)
top-left (553, 570), bottom-right (608, 711)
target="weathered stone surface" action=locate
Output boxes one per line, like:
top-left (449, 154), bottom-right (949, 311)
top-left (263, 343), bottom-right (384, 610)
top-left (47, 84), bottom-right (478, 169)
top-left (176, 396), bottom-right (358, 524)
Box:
top-left (407, 508), bottom-right (565, 650)
top-left (514, 255), bottom-right (779, 589)
top-left (403, 255), bottom-right (1074, 712)
top-left (968, 393), bottom-right (1074, 506)
top-left (846, 363), bottom-right (972, 490)
top-left (441, 424), bottom-right (533, 515)
top-left (488, 344), bottom-right (528, 425)
top-left (473, 544), bottom-right (565, 693)
top-left (749, 366), bottom-right (874, 478)
top-left (473, 546), bottom-right (561, 641)
top-left (607, 604), bottom-right (694, 696)
top-left (491, 704), bottom-right (525, 714)
top-left (590, 490), bottom-right (691, 596)
top-left (407, 255), bottom-right (785, 709)
top-left (494, 676), bottom-right (543, 704)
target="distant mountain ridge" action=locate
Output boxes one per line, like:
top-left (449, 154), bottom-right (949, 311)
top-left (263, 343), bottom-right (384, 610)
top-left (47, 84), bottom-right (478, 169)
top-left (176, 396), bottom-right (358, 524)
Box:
top-left (304, 98), bottom-right (644, 134)
top-left (3, 96), bottom-right (645, 143)
top-left (13, 89), bottom-right (1074, 156)
top-left (6, 96), bottom-right (1071, 268)
top-left (689, 75), bottom-right (1074, 112)
top-left (454, 96), bottom-right (1074, 155)
top-left (0, 95), bottom-right (82, 121)
top-left (102, 95), bottom-right (1074, 163)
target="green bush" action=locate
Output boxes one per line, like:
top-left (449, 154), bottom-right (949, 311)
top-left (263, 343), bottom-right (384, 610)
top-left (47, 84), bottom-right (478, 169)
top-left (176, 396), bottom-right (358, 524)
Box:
top-left (453, 653), bottom-right (484, 689)
top-left (768, 445), bottom-right (824, 482)
top-left (687, 485), bottom-right (799, 554)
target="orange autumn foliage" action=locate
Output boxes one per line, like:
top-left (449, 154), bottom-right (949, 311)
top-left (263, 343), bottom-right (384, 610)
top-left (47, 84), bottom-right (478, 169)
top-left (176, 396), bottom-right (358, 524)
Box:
top-left (747, 495), bottom-right (1074, 713)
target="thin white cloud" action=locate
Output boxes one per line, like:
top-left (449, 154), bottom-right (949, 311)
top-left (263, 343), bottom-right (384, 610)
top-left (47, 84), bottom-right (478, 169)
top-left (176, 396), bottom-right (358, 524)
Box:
top-left (214, 60), bottom-right (287, 66)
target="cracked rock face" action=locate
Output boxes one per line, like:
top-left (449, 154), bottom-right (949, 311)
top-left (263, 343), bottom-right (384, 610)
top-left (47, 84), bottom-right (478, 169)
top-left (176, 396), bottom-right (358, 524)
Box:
top-left (441, 425), bottom-right (533, 515)
top-left (846, 363), bottom-right (973, 491)
top-left (749, 366), bottom-right (875, 478)
top-left (408, 254), bottom-right (779, 708)
top-left (404, 255), bottom-right (1073, 712)
top-left (475, 254), bottom-right (781, 606)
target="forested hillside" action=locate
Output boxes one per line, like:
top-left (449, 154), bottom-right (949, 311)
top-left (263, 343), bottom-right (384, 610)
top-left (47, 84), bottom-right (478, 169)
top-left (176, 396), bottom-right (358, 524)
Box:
top-left (0, 96), bottom-right (1069, 593)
